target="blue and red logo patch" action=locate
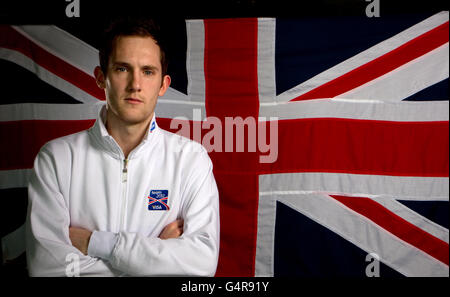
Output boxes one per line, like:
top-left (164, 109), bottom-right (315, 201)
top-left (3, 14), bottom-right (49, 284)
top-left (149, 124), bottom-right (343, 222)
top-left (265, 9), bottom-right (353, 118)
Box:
top-left (148, 190), bottom-right (169, 211)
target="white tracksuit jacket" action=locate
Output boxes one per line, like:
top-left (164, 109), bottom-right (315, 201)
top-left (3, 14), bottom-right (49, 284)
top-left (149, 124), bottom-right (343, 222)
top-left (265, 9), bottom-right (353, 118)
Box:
top-left (25, 106), bottom-right (220, 276)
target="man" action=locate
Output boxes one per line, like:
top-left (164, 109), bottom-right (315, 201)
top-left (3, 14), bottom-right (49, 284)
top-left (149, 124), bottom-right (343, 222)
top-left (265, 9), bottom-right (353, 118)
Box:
top-left (25, 17), bottom-right (220, 276)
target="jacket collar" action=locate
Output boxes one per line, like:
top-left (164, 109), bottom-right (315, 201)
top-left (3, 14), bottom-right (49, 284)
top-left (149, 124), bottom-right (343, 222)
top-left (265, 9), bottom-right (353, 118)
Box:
top-left (90, 104), bottom-right (160, 159)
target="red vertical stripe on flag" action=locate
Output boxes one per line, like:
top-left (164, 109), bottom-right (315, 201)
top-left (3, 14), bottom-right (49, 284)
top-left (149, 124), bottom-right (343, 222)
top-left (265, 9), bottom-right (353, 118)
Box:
top-left (204, 18), bottom-right (260, 276)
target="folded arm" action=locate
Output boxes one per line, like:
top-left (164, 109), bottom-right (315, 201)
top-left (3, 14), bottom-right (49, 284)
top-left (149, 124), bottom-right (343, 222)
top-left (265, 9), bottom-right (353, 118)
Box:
top-left (69, 219), bottom-right (184, 254)
top-left (26, 147), bottom-right (120, 276)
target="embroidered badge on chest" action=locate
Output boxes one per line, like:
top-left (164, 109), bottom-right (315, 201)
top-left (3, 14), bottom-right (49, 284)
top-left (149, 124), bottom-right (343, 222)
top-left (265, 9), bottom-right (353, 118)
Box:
top-left (148, 190), bottom-right (170, 211)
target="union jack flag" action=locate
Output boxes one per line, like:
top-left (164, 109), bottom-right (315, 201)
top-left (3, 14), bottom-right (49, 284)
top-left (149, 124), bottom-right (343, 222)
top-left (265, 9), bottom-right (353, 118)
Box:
top-left (0, 8), bottom-right (448, 277)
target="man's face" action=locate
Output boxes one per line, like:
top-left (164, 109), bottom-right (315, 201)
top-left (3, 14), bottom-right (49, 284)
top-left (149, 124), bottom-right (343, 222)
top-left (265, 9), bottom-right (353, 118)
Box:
top-left (97, 35), bottom-right (170, 127)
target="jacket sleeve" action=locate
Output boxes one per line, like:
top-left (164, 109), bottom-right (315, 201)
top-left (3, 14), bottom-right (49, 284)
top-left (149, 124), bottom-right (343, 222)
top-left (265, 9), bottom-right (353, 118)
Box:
top-left (26, 145), bottom-right (121, 277)
top-left (104, 150), bottom-right (220, 276)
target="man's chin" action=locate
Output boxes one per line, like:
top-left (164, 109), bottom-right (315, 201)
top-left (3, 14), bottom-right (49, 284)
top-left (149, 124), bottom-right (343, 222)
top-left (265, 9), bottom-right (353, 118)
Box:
top-left (107, 107), bottom-right (154, 127)
top-left (122, 116), bottom-right (152, 126)
top-left (112, 109), bottom-right (146, 123)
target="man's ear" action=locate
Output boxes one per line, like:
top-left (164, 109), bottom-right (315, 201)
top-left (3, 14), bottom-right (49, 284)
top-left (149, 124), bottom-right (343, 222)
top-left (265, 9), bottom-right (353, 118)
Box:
top-left (94, 66), bottom-right (106, 89)
top-left (158, 75), bottom-right (171, 97)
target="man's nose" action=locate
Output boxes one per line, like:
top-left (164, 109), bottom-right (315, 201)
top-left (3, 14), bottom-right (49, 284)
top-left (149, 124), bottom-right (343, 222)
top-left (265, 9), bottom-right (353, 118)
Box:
top-left (127, 71), bottom-right (142, 93)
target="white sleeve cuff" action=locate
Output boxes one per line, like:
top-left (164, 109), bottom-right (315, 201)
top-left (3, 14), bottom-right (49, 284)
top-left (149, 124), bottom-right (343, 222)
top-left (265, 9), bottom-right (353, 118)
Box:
top-left (88, 230), bottom-right (118, 261)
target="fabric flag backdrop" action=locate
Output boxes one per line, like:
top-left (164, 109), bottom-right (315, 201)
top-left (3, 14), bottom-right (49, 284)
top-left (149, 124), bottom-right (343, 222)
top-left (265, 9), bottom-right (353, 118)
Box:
top-left (0, 10), bottom-right (448, 277)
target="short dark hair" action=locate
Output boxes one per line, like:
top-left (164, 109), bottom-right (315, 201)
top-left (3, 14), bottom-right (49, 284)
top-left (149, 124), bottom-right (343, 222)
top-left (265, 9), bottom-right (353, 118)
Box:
top-left (99, 17), bottom-right (168, 77)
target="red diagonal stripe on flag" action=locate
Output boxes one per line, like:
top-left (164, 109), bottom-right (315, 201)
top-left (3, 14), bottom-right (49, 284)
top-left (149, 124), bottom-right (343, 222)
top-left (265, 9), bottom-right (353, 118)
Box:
top-left (330, 195), bottom-right (449, 265)
top-left (292, 21), bottom-right (449, 101)
top-left (0, 25), bottom-right (105, 101)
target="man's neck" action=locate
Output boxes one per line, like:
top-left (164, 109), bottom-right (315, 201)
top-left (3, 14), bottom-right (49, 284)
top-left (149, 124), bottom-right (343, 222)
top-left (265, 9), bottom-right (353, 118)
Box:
top-left (105, 111), bottom-right (152, 159)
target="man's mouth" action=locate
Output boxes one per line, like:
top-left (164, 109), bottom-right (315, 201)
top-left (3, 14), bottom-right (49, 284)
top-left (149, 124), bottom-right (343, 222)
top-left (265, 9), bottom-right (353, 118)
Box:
top-left (125, 97), bottom-right (143, 104)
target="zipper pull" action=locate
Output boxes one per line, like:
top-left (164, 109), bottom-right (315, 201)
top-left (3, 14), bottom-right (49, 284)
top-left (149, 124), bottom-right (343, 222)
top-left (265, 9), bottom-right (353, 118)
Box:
top-left (122, 158), bottom-right (128, 183)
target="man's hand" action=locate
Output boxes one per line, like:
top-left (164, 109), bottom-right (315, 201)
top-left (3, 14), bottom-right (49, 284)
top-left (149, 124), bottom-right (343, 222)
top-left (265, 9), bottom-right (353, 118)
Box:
top-left (69, 227), bottom-right (92, 255)
top-left (159, 219), bottom-right (184, 240)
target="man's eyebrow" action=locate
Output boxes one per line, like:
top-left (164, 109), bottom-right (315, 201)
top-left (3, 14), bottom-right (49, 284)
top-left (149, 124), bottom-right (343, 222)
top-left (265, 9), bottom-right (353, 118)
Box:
top-left (142, 65), bottom-right (159, 71)
top-left (112, 62), bottom-right (159, 71)
top-left (112, 61), bottom-right (131, 67)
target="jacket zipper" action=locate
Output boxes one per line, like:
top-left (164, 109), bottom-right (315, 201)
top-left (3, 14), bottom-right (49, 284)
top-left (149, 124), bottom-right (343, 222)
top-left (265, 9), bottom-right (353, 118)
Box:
top-left (119, 158), bottom-right (129, 231)
top-left (122, 158), bottom-right (128, 182)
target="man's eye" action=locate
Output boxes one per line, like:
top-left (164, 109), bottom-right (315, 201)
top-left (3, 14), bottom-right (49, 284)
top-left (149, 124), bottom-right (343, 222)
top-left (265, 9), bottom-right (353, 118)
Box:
top-left (144, 70), bottom-right (153, 75)
top-left (116, 67), bottom-right (127, 72)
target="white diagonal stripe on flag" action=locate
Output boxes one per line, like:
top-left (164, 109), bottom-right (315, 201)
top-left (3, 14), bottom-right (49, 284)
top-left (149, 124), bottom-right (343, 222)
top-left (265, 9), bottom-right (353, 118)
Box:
top-left (255, 190), bottom-right (449, 277)
top-left (0, 48), bottom-right (100, 104)
top-left (12, 25), bottom-right (99, 76)
top-left (337, 43), bottom-right (449, 101)
top-left (368, 196), bottom-right (449, 244)
top-left (1, 224), bottom-right (25, 262)
top-left (275, 11), bottom-right (449, 103)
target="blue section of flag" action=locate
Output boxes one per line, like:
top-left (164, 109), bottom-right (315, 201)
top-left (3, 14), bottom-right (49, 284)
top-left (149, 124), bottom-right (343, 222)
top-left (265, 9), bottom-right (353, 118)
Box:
top-left (159, 19), bottom-right (188, 95)
top-left (402, 78), bottom-right (449, 101)
top-left (273, 201), bottom-right (404, 277)
top-left (397, 200), bottom-right (449, 229)
top-left (0, 59), bottom-right (81, 105)
top-left (275, 14), bottom-right (433, 96)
